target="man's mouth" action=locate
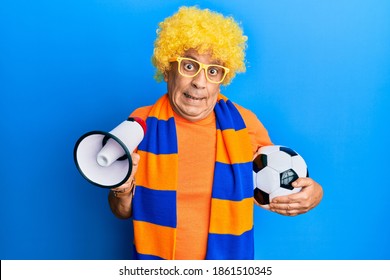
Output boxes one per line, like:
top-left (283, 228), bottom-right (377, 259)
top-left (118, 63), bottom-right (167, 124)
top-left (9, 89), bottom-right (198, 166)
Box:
top-left (184, 92), bottom-right (205, 101)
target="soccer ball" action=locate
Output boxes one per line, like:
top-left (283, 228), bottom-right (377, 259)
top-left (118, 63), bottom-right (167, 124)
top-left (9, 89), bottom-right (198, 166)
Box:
top-left (253, 145), bottom-right (309, 205)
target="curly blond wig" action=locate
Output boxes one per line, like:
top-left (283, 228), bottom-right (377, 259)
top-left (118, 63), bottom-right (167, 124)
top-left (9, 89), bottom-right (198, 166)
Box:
top-left (152, 6), bottom-right (247, 85)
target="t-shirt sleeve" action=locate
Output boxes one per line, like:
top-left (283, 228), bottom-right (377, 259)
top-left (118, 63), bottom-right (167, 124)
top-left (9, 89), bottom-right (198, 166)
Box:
top-left (235, 104), bottom-right (273, 153)
top-left (129, 105), bottom-right (153, 121)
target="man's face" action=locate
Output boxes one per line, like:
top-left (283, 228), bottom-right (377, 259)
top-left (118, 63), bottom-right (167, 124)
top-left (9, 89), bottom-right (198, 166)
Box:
top-left (164, 49), bottom-right (222, 122)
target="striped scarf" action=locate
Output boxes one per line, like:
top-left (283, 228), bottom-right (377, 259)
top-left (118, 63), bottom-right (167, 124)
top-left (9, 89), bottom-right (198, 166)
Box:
top-left (132, 94), bottom-right (254, 260)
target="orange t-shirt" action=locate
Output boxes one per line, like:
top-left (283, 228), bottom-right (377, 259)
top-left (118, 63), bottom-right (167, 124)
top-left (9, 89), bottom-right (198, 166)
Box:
top-left (130, 102), bottom-right (272, 259)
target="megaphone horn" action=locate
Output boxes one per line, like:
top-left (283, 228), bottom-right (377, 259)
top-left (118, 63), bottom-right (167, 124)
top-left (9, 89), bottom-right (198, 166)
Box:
top-left (73, 117), bottom-right (147, 188)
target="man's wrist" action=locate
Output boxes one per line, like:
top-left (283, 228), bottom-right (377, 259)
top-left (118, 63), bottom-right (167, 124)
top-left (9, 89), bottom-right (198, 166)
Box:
top-left (110, 178), bottom-right (135, 198)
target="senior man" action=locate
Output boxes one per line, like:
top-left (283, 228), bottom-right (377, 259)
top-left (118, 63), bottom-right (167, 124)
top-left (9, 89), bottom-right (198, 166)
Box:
top-left (108, 6), bottom-right (323, 260)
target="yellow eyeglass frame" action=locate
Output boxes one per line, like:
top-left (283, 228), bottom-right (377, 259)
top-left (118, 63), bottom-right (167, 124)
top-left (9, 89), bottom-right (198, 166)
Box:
top-left (169, 57), bottom-right (230, 84)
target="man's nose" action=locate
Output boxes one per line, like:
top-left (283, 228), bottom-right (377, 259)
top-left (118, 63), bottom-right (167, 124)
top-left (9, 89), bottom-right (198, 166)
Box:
top-left (191, 68), bottom-right (207, 89)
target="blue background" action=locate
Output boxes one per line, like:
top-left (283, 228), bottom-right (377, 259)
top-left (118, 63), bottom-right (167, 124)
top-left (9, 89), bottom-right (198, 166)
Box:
top-left (1, 0), bottom-right (389, 260)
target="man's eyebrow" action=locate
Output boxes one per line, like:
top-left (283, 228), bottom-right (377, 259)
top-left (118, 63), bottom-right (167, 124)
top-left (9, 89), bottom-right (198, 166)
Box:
top-left (184, 55), bottom-right (197, 60)
top-left (184, 55), bottom-right (223, 65)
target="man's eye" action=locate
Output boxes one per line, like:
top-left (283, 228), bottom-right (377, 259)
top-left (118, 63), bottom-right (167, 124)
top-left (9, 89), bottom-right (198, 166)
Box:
top-left (184, 63), bottom-right (195, 71)
top-left (208, 68), bottom-right (219, 76)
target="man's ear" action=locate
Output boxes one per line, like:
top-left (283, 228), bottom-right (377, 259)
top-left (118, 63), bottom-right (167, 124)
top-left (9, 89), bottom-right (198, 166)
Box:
top-left (163, 72), bottom-right (168, 82)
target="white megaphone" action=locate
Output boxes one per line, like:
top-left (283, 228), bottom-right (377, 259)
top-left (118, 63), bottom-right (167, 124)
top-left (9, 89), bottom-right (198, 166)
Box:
top-left (73, 117), bottom-right (147, 188)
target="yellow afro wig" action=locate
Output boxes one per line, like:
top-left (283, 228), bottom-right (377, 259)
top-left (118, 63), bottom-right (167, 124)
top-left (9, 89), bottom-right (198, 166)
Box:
top-left (152, 6), bottom-right (247, 85)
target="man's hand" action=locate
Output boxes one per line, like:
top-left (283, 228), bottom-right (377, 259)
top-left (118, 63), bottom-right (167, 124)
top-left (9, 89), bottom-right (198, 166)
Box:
top-left (259, 177), bottom-right (323, 216)
top-left (111, 152), bottom-right (140, 192)
top-left (108, 152), bottom-right (140, 219)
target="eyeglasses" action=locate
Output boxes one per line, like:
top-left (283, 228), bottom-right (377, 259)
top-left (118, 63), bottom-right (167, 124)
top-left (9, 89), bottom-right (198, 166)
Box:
top-left (169, 57), bottom-right (230, 84)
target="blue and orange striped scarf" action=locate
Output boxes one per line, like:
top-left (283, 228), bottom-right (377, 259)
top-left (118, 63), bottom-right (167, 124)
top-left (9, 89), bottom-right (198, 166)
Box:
top-left (132, 94), bottom-right (254, 259)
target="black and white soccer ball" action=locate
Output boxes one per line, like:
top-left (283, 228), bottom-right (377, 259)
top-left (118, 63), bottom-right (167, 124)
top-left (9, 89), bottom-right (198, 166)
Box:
top-left (253, 145), bottom-right (309, 205)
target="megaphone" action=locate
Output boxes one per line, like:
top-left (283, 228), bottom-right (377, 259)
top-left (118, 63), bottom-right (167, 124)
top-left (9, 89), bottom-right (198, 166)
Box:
top-left (73, 117), bottom-right (147, 188)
